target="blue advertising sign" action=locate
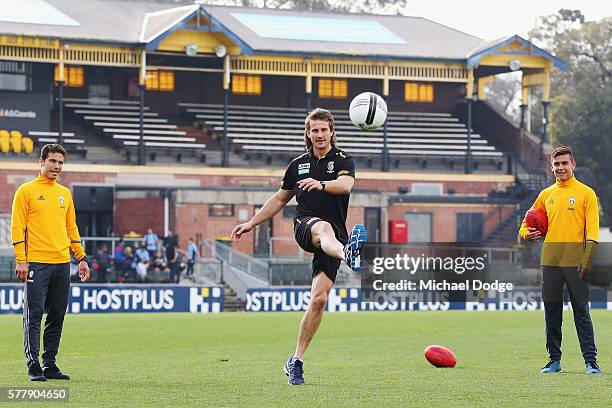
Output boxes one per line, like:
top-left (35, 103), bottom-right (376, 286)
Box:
top-left (245, 287), bottom-right (611, 312)
top-left (0, 284), bottom-right (223, 314)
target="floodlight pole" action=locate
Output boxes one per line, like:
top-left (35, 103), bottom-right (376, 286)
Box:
top-left (138, 49), bottom-right (146, 165)
top-left (58, 45), bottom-right (65, 146)
top-left (222, 55), bottom-right (230, 167)
top-left (464, 98), bottom-right (473, 174)
top-left (58, 80), bottom-right (64, 146)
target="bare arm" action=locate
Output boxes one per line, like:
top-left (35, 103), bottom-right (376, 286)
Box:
top-left (230, 189), bottom-right (295, 240)
top-left (296, 175), bottom-right (354, 195)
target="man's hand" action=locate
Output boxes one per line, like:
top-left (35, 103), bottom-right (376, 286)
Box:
top-left (231, 222), bottom-right (254, 241)
top-left (296, 178), bottom-right (323, 192)
top-left (16, 262), bottom-right (29, 283)
top-left (524, 227), bottom-right (542, 241)
top-left (79, 260), bottom-right (90, 282)
top-left (577, 264), bottom-right (590, 280)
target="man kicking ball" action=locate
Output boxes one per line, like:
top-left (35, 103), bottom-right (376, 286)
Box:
top-left (230, 108), bottom-right (366, 385)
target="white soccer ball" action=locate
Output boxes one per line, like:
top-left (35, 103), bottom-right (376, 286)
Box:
top-left (349, 92), bottom-right (387, 131)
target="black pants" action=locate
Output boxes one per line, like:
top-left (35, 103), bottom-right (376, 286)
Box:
top-left (23, 263), bottom-right (70, 368)
top-left (169, 262), bottom-right (180, 283)
top-left (542, 266), bottom-right (597, 362)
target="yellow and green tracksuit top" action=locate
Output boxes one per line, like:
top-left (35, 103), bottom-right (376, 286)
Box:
top-left (519, 175), bottom-right (599, 267)
top-left (11, 175), bottom-right (86, 264)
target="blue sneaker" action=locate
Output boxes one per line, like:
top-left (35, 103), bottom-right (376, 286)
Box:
top-left (541, 360), bottom-right (561, 373)
top-left (283, 355), bottom-right (304, 385)
top-left (586, 361), bottom-right (601, 374)
top-left (344, 224), bottom-right (367, 272)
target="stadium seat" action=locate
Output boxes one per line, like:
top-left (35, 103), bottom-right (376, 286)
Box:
top-left (21, 137), bottom-right (34, 154)
top-left (0, 129), bottom-right (10, 139)
top-left (10, 133), bottom-right (22, 154)
top-left (0, 134), bottom-right (9, 154)
top-left (10, 130), bottom-right (23, 139)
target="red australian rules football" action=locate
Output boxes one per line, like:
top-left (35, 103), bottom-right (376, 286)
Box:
top-left (525, 208), bottom-right (548, 236)
top-left (424, 345), bottom-right (457, 368)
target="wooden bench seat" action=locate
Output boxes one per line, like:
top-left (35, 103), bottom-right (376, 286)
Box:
top-left (121, 141), bottom-right (206, 162)
top-left (74, 110), bottom-right (159, 117)
top-left (83, 116), bottom-right (168, 123)
top-left (102, 128), bottom-right (186, 136)
top-left (93, 122), bottom-right (177, 129)
top-left (112, 135), bottom-right (196, 142)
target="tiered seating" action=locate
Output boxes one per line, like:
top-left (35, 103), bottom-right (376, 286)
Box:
top-left (0, 130), bottom-right (34, 155)
top-left (27, 131), bottom-right (87, 157)
top-left (179, 103), bottom-right (503, 169)
top-left (65, 98), bottom-right (206, 162)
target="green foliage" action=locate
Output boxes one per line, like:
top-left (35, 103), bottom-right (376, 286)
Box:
top-left (530, 12), bottom-right (612, 224)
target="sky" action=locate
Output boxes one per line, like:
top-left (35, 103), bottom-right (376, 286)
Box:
top-left (398, 0), bottom-right (612, 40)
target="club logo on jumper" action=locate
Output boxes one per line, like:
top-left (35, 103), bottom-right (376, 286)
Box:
top-left (327, 161), bottom-right (335, 173)
top-left (298, 163), bottom-right (310, 175)
top-left (59, 196), bottom-right (65, 208)
top-left (37, 195), bottom-right (45, 200)
top-left (569, 196), bottom-right (575, 205)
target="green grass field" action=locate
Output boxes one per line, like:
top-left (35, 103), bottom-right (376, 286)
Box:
top-left (0, 311), bottom-right (610, 407)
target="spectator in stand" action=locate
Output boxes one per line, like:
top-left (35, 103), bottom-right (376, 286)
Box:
top-left (186, 237), bottom-right (199, 278)
top-left (144, 228), bottom-right (159, 259)
top-left (164, 230), bottom-right (179, 283)
top-left (95, 243), bottom-right (111, 283)
top-left (134, 243), bottom-right (150, 283)
top-left (122, 246), bottom-right (135, 281)
top-left (149, 249), bottom-right (169, 282)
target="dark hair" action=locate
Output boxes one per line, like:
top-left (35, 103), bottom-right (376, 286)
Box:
top-left (551, 145), bottom-right (574, 161)
top-left (304, 108), bottom-right (337, 152)
top-left (40, 144), bottom-right (67, 160)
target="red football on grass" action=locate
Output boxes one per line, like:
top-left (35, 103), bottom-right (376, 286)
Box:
top-left (424, 345), bottom-right (457, 368)
top-left (525, 208), bottom-right (548, 236)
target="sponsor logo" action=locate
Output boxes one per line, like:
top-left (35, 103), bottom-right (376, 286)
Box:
top-left (338, 170), bottom-right (350, 176)
top-left (298, 163), bottom-right (310, 175)
top-left (37, 195), bottom-right (45, 200)
top-left (327, 161), bottom-right (335, 173)
top-left (0, 108), bottom-right (36, 119)
top-left (548, 199), bottom-right (554, 205)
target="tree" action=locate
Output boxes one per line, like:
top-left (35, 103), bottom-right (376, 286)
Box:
top-left (530, 11), bottom-right (612, 225)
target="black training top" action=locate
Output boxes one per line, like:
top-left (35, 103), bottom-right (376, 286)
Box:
top-left (281, 147), bottom-right (356, 240)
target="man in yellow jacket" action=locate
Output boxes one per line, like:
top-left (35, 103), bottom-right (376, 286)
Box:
top-left (519, 145), bottom-right (601, 374)
top-left (11, 144), bottom-right (90, 381)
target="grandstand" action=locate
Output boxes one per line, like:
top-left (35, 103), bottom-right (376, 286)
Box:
top-left (0, 1), bottom-right (563, 291)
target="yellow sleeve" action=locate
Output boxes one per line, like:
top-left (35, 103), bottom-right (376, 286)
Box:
top-left (584, 189), bottom-right (599, 242)
top-left (518, 191), bottom-right (546, 240)
top-left (11, 185), bottom-right (28, 263)
top-left (66, 192), bottom-right (86, 261)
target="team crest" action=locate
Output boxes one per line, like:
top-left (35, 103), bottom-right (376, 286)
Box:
top-left (29, 270), bottom-right (33, 278)
top-left (327, 161), bottom-right (335, 173)
top-left (569, 196), bottom-right (575, 205)
top-left (59, 196), bottom-right (65, 208)
top-left (298, 163), bottom-right (310, 175)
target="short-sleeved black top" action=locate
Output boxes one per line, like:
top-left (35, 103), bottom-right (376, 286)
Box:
top-left (281, 147), bottom-right (356, 241)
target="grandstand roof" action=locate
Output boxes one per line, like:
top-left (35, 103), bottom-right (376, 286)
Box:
top-left (0, 0), bottom-right (562, 66)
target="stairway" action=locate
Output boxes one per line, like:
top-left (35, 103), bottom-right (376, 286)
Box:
top-left (223, 286), bottom-right (246, 312)
top-left (484, 172), bottom-right (550, 243)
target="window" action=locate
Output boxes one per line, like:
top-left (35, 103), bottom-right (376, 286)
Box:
top-left (209, 204), bottom-right (234, 217)
top-left (411, 183), bottom-right (443, 195)
top-left (0, 61), bottom-right (30, 91)
top-left (318, 79), bottom-right (347, 99)
top-left (145, 70), bottom-right (174, 91)
top-left (232, 74), bottom-right (261, 95)
top-left (405, 82), bottom-right (434, 102)
top-left (54, 66), bottom-right (84, 87)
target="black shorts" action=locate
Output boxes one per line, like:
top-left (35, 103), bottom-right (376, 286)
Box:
top-left (294, 216), bottom-right (343, 283)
